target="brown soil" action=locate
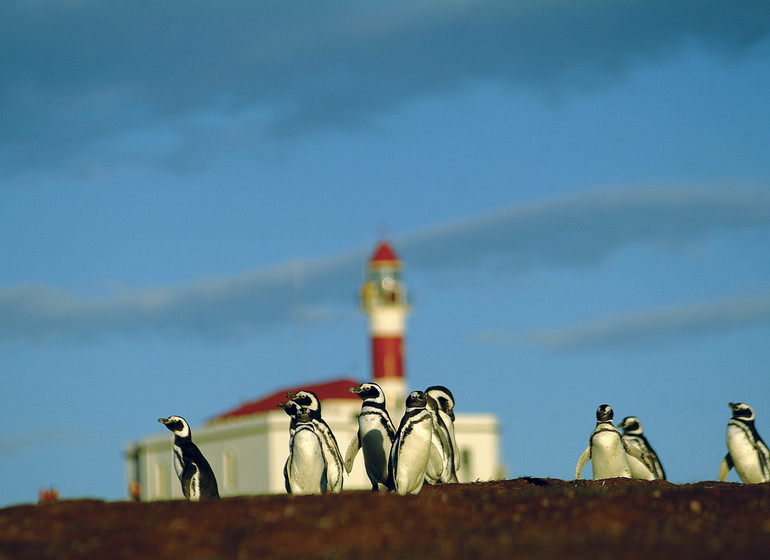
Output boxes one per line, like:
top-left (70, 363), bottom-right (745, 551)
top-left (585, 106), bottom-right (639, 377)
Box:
top-left (1, 478), bottom-right (769, 560)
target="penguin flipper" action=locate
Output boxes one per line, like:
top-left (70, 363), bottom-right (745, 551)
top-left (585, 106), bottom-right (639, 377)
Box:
top-left (283, 455), bottom-right (292, 494)
top-left (575, 445), bottom-right (591, 480)
top-left (427, 442), bottom-right (444, 480)
top-left (718, 453), bottom-right (734, 481)
top-left (344, 433), bottom-right (361, 474)
top-left (180, 463), bottom-right (198, 500)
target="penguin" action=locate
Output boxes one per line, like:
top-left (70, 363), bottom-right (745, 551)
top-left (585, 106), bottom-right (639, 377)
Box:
top-left (344, 382), bottom-right (396, 491)
top-left (719, 402), bottom-right (770, 483)
top-left (284, 408), bottom-right (328, 495)
top-left (575, 404), bottom-right (654, 480)
top-left (277, 399), bottom-right (305, 493)
top-left (388, 390), bottom-right (444, 495)
top-left (158, 416), bottom-right (219, 501)
top-left (617, 416), bottom-right (666, 480)
top-left (424, 385), bottom-right (460, 484)
top-left (285, 390), bottom-right (344, 493)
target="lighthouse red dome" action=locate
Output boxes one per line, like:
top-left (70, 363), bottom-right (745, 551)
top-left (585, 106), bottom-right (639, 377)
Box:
top-left (369, 241), bottom-right (399, 264)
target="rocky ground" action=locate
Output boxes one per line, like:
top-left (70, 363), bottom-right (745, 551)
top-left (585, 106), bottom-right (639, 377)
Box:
top-left (1, 478), bottom-right (769, 560)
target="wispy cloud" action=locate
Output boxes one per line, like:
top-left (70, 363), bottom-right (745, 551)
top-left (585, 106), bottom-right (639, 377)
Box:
top-left (522, 293), bottom-right (770, 352)
top-left (1, 185), bottom-right (769, 343)
top-left (0, 252), bottom-right (366, 343)
top-left (398, 185), bottom-right (770, 272)
top-left (2, 1), bottom-right (768, 175)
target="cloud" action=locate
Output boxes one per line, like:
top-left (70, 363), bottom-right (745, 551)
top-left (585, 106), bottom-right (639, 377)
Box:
top-left (1, 185), bottom-right (769, 343)
top-left (2, 0), bottom-right (768, 175)
top-left (0, 252), bottom-right (366, 343)
top-left (523, 293), bottom-right (770, 352)
top-left (397, 185), bottom-right (770, 273)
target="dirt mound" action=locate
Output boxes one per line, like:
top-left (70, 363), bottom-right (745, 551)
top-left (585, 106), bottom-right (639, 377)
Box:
top-left (2, 478), bottom-right (769, 560)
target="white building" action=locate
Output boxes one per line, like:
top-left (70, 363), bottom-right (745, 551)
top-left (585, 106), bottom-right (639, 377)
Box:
top-left (124, 242), bottom-right (502, 500)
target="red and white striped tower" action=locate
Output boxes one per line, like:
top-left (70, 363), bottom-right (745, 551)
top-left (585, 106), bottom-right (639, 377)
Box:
top-left (360, 241), bottom-right (409, 418)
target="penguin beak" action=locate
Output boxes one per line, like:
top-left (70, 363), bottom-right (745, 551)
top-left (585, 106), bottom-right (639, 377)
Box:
top-left (348, 385), bottom-right (363, 394)
top-left (158, 418), bottom-right (169, 425)
top-left (285, 391), bottom-right (297, 399)
top-left (276, 402), bottom-right (288, 409)
top-left (729, 402), bottom-right (740, 411)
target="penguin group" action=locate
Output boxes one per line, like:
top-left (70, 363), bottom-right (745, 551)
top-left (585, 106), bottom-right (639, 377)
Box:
top-left (575, 401), bottom-right (769, 484)
top-left (156, 397), bottom-right (769, 501)
top-left (279, 389), bottom-right (344, 495)
top-left (278, 382), bottom-right (461, 496)
top-left (156, 382), bottom-right (460, 501)
top-left (575, 405), bottom-right (663, 481)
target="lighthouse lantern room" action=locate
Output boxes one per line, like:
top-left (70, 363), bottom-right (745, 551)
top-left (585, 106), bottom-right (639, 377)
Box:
top-left (360, 241), bottom-right (410, 416)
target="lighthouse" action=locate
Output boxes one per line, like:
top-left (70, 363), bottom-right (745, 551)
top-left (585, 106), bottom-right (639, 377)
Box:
top-left (360, 241), bottom-right (409, 418)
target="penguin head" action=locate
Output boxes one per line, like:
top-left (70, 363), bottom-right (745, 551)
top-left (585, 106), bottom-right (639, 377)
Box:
top-left (729, 402), bottom-right (755, 422)
top-left (595, 404), bottom-right (614, 423)
top-left (158, 416), bottom-right (191, 439)
top-left (277, 400), bottom-right (302, 418)
top-left (617, 416), bottom-right (642, 435)
top-left (405, 390), bottom-right (427, 409)
top-left (349, 382), bottom-right (385, 404)
top-left (425, 386), bottom-right (456, 421)
top-left (295, 408), bottom-right (314, 424)
top-left (285, 390), bottom-right (321, 416)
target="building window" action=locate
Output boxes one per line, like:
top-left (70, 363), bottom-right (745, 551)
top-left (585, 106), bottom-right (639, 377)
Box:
top-left (154, 463), bottom-right (169, 499)
top-left (461, 449), bottom-right (472, 473)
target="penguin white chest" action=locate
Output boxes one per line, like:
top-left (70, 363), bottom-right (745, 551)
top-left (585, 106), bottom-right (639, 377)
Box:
top-left (591, 430), bottom-right (631, 479)
top-left (394, 417), bottom-right (433, 493)
top-left (727, 423), bottom-right (767, 483)
top-left (290, 428), bottom-right (326, 495)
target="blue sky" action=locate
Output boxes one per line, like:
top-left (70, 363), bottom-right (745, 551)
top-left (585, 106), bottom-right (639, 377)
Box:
top-left (2, 1), bottom-right (770, 506)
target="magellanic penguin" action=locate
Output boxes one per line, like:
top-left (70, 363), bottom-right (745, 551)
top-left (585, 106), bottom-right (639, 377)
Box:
top-left (575, 404), bottom-right (655, 480)
top-left (285, 390), bottom-right (344, 493)
top-left (285, 407), bottom-right (328, 495)
top-left (719, 402), bottom-right (770, 483)
top-left (617, 416), bottom-right (666, 480)
top-left (424, 385), bottom-right (460, 484)
top-left (158, 416), bottom-right (220, 501)
top-left (344, 382), bottom-right (396, 491)
top-left (388, 390), bottom-right (444, 495)
top-left (278, 400), bottom-right (306, 494)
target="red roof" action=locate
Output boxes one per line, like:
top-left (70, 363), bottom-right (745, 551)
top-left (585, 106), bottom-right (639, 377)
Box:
top-left (210, 378), bottom-right (363, 422)
top-left (370, 241), bottom-right (400, 264)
